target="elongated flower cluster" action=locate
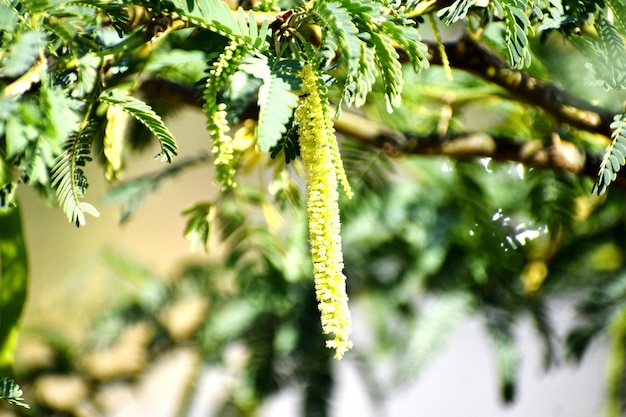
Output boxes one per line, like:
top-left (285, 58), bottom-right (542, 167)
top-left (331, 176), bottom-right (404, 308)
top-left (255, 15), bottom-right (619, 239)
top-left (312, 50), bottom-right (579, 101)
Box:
top-left (295, 64), bottom-right (352, 359)
top-left (210, 103), bottom-right (235, 188)
top-left (203, 39), bottom-right (248, 190)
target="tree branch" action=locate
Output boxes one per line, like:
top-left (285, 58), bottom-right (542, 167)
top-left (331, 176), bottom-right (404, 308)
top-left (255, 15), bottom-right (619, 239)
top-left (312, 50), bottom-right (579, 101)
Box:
top-left (138, 75), bottom-right (618, 186)
top-left (332, 109), bottom-right (621, 186)
top-left (425, 36), bottom-right (616, 139)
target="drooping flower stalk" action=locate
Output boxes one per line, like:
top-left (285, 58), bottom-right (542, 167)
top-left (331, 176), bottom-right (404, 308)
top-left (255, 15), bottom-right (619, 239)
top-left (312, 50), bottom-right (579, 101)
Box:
top-left (295, 64), bottom-right (352, 359)
top-left (209, 103), bottom-right (235, 188)
top-left (203, 39), bottom-right (248, 190)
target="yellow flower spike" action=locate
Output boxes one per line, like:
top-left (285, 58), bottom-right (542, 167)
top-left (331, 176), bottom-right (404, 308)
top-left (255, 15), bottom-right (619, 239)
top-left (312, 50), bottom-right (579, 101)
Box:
top-left (319, 103), bottom-right (352, 199)
top-left (210, 103), bottom-right (237, 190)
top-left (296, 64), bottom-right (352, 359)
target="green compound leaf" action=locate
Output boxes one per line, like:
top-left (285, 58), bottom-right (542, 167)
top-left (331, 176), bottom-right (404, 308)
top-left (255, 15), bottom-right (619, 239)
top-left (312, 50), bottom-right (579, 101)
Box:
top-left (595, 111), bottom-right (626, 195)
top-left (343, 42), bottom-right (378, 107)
top-left (594, 16), bottom-right (626, 89)
top-left (0, 375), bottom-right (29, 409)
top-left (0, 30), bottom-right (45, 78)
top-left (328, 0), bottom-right (379, 106)
top-left (240, 56), bottom-right (301, 151)
top-left (493, 0), bottom-right (532, 69)
top-left (378, 20), bottom-right (429, 73)
top-left (50, 118), bottom-right (100, 227)
top-left (162, 0), bottom-right (269, 50)
top-left (608, 0), bottom-right (626, 35)
top-left (188, 0), bottom-right (242, 36)
top-left (437, 0), bottom-right (477, 24)
top-left (369, 29), bottom-right (403, 110)
top-left (313, 0), bottom-right (361, 77)
top-left (182, 202), bottom-right (213, 253)
top-left (99, 89), bottom-right (178, 163)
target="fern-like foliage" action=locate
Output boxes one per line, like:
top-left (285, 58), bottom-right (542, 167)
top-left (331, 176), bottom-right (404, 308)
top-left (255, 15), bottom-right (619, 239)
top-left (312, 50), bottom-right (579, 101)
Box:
top-left (239, 56), bottom-right (301, 151)
top-left (592, 16), bottom-right (626, 90)
top-left (379, 20), bottom-right (429, 73)
top-left (492, 0), bottom-right (533, 69)
top-left (607, 0), bottom-right (626, 35)
top-left (99, 89), bottom-right (178, 163)
top-left (50, 118), bottom-right (100, 227)
top-left (156, 0), bottom-right (270, 50)
top-left (346, 42), bottom-right (378, 107)
top-left (313, 0), bottom-right (362, 91)
top-left (595, 111), bottom-right (626, 195)
top-left (437, 0), bottom-right (477, 24)
top-left (59, 0), bottom-right (127, 24)
top-left (182, 202), bottom-right (214, 253)
top-left (369, 29), bottom-right (404, 110)
top-left (313, 0), bottom-right (428, 109)
top-left (0, 376), bottom-right (29, 409)
top-left (269, 120), bottom-right (300, 163)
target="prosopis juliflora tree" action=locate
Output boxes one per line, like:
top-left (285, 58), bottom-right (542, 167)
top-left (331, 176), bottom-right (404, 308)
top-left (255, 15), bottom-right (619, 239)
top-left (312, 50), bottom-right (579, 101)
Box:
top-left (2, 0), bottom-right (626, 414)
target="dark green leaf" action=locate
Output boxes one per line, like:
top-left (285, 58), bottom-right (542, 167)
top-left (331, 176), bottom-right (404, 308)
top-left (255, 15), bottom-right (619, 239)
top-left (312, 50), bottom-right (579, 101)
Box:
top-left (50, 119), bottom-right (100, 227)
top-left (240, 56), bottom-right (301, 151)
top-left (99, 89), bottom-right (178, 163)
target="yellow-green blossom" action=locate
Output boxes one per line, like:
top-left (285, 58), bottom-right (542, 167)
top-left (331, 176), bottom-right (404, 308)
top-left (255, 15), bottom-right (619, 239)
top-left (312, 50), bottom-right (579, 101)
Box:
top-left (210, 103), bottom-right (236, 189)
top-left (296, 64), bottom-right (352, 359)
top-left (203, 39), bottom-right (247, 190)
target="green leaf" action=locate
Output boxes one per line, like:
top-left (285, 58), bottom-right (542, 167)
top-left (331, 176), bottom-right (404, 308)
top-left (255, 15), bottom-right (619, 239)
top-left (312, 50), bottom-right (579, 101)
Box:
top-left (608, 0), bottom-right (626, 35)
top-left (593, 16), bottom-right (626, 89)
top-left (313, 0), bottom-right (362, 79)
top-left (99, 89), bottom-right (178, 163)
top-left (60, 0), bottom-right (127, 34)
top-left (527, 170), bottom-right (579, 234)
top-left (379, 20), bottom-right (429, 73)
top-left (595, 111), bottom-right (626, 195)
top-left (327, 0), bottom-right (385, 106)
top-left (182, 202), bottom-right (213, 253)
top-left (191, 0), bottom-right (242, 36)
top-left (0, 30), bottom-right (45, 77)
top-left (344, 43), bottom-right (378, 107)
top-left (0, 375), bottom-right (29, 408)
top-left (369, 29), bottom-right (403, 110)
top-left (494, 0), bottom-right (532, 69)
top-left (0, 203), bottom-right (28, 379)
top-left (50, 118), bottom-right (100, 227)
top-left (165, 0), bottom-right (268, 49)
top-left (240, 56), bottom-right (301, 151)
top-left (250, 9), bottom-right (270, 50)
top-left (437, 0), bottom-right (477, 24)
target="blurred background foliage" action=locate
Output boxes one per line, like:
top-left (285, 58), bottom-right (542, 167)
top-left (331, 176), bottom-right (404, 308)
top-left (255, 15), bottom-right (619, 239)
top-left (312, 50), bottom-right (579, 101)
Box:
top-left (8, 128), bottom-right (626, 417)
